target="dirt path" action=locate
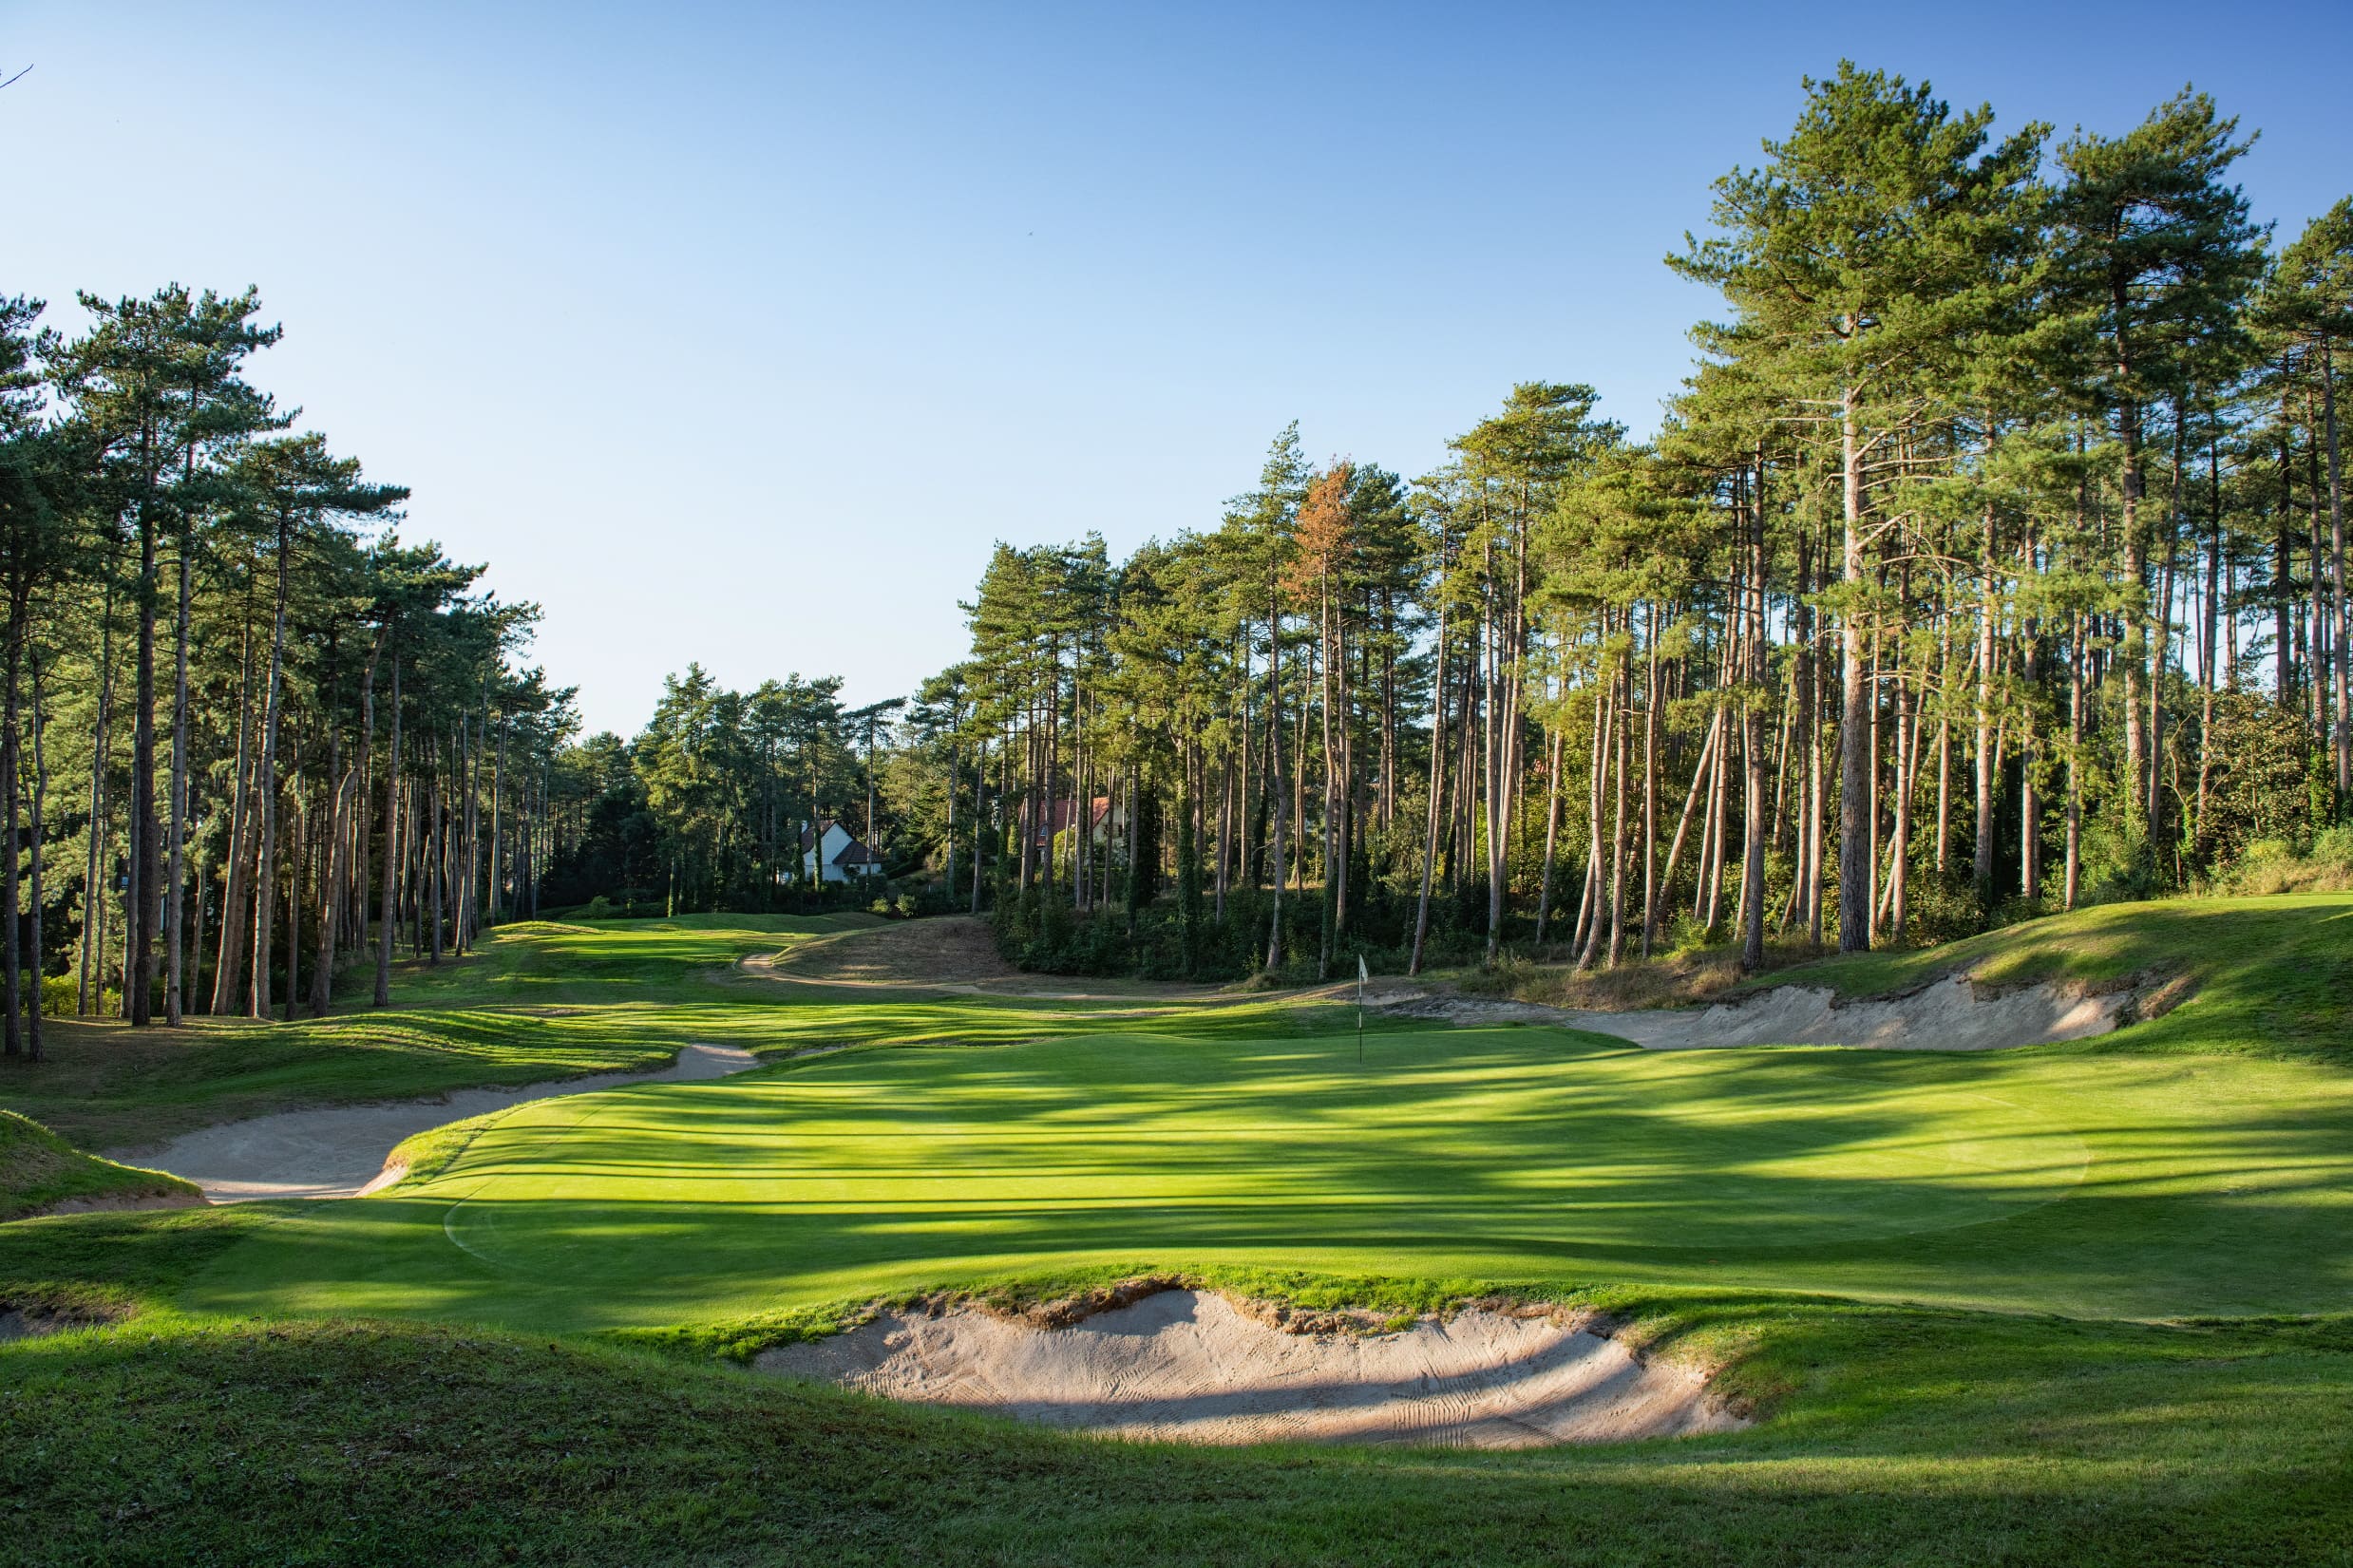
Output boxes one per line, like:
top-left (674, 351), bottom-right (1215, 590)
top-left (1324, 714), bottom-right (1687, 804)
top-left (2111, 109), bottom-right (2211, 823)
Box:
top-left (760, 1287), bottom-right (1740, 1447)
top-left (120, 1043), bottom-right (760, 1203)
top-left (1374, 973), bottom-right (2143, 1050)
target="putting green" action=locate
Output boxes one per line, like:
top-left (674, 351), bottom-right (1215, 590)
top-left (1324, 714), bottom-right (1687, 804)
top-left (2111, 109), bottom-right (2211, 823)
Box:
top-left (184, 1021), bottom-right (2353, 1331)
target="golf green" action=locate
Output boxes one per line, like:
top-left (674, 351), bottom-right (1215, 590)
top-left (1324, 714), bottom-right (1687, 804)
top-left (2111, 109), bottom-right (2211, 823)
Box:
top-left (184, 1021), bottom-right (2353, 1332)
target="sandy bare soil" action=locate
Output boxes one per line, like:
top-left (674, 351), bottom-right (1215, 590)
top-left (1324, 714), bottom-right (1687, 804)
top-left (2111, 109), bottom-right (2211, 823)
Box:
top-left (750, 916), bottom-right (1234, 1002)
top-left (765, 916), bottom-right (1018, 986)
top-left (1375, 973), bottom-right (2142, 1051)
top-left (122, 1042), bottom-right (760, 1203)
top-left (759, 1287), bottom-right (1741, 1447)
top-left (29, 1192), bottom-right (210, 1219)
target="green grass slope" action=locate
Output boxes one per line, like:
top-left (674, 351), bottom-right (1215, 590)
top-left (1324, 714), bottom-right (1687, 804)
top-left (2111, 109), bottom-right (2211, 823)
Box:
top-left (180, 1012), bottom-right (2353, 1330)
top-left (4, 1302), bottom-right (2349, 1567)
top-left (0, 1109), bottom-right (199, 1220)
top-left (1751, 892), bottom-right (2353, 1061)
top-left (0, 915), bottom-right (886, 1149)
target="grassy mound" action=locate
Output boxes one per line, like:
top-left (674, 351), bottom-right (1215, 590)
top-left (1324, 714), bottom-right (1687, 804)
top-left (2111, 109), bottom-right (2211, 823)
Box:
top-left (0, 915), bottom-right (888, 1150)
top-left (3, 1304), bottom-right (2348, 1566)
top-left (0, 1110), bottom-right (199, 1221)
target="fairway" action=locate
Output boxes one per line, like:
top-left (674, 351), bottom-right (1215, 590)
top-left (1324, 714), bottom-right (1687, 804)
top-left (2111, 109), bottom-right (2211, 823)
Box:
top-left (184, 1015), bottom-right (2353, 1332)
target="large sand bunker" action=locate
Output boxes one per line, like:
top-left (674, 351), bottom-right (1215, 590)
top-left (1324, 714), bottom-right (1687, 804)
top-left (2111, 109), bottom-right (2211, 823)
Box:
top-left (1380, 973), bottom-right (2145, 1051)
top-left (123, 1042), bottom-right (758, 1203)
top-left (759, 1288), bottom-right (1741, 1447)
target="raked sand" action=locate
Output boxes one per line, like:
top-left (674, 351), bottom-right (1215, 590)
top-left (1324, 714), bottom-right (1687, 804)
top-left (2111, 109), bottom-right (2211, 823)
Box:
top-left (761, 1288), bottom-right (1742, 1447)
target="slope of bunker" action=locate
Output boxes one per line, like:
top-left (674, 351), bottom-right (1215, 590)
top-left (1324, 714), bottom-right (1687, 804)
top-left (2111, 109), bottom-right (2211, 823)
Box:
top-left (1380, 973), bottom-right (2151, 1050)
top-left (127, 1042), bottom-right (759, 1202)
top-left (759, 1287), bottom-right (1741, 1447)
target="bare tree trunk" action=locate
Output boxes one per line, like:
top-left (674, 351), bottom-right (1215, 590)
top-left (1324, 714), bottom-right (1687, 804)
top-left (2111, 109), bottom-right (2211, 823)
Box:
top-left (1534, 726), bottom-right (1565, 945)
top-left (2065, 611), bottom-right (2085, 908)
top-left (1973, 504), bottom-right (1999, 910)
top-left (1409, 600), bottom-right (1448, 976)
top-left (1659, 708), bottom-right (1720, 937)
top-left (128, 497), bottom-right (160, 1025)
top-left (28, 649), bottom-right (49, 1061)
top-left (284, 765), bottom-right (303, 1021)
top-left (165, 529), bottom-right (193, 1024)
top-left (374, 652), bottom-right (401, 1009)
top-left (1264, 578), bottom-right (1287, 973)
top-left (211, 617), bottom-right (257, 1016)
top-left (77, 550), bottom-right (120, 1016)
top-left (1740, 471), bottom-right (1769, 973)
top-left (1603, 663), bottom-right (1631, 971)
top-left (2325, 347), bottom-right (2349, 801)
top-left (249, 509), bottom-right (295, 1019)
top-left (1641, 641), bottom-right (1660, 957)
top-left (2, 595), bottom-right (23, 1054)
top-left (1837, 373), bottom-right (1872, 952)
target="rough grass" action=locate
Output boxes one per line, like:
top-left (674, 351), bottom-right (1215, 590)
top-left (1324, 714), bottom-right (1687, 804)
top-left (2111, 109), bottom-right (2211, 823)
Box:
top-left (3, 1304), bottom-right (2349, 1568)
top-left (0, 1110), bottom-right (199, 1220)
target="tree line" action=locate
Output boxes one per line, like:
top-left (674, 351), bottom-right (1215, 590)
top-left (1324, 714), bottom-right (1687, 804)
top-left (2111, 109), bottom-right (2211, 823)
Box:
top-left (875, 68), bottom-right (2349, 980)
top-left (0, 286), bottom-right (574, 1056)
top-left (538, 665), bottom-right (917, 913)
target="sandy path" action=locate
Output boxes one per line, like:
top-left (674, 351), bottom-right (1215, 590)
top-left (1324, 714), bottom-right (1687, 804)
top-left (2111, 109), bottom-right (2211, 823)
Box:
top-left (120, 1042), bottom-right (760, 1203)
top-left (761, 1288), bottom-right (1739, 1447)
top-left (1373, 973), bottom-right (2140, 1051)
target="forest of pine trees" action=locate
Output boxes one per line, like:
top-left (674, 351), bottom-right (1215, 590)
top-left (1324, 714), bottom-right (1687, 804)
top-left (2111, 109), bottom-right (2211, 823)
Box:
top-left (33, 67), bottom-right (2344, 1010)
top-left (0, 285), bottom-right (577, 1053)
top-left (880, 69), bottom-right (2352, 980)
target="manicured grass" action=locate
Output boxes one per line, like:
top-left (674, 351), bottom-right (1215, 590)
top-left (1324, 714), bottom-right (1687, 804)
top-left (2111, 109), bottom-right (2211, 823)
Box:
top-left (0, 1110), bottom-right (199, 1220)
top-left (179, 1014), bottom-right (2353, 1332)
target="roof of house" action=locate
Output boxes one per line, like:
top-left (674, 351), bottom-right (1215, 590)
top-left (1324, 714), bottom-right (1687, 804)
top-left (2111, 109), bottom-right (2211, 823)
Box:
top-left (1027, 796), bottom-right (1113, 841)
top-left (800, 818), bottom-right (881, 866)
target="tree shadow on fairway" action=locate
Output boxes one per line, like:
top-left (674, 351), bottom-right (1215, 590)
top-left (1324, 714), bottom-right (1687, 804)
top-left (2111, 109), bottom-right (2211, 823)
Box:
top-left (172, 1022), bottom-right (2353, 1332)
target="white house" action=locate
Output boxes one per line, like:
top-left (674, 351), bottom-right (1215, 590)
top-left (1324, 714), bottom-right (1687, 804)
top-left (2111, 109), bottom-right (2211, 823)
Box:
top-left (800, 818), bottom-right (886, 883)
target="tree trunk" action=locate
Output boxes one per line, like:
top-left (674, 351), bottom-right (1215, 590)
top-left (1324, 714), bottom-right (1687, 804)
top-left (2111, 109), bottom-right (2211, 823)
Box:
top-left (249, 508), bottom-right (294, 1019)
top-left (1974, 504), bottom-right (1999, 910)
top-left (2325, 346), bottom-right (2349, 802)
top-left (26, 648), bottom-right (49, 1060)
top-left (375, 652), bottom-right (401, 1009)
top-left (165, 527), bottom-right (194, 1024)
top-left (78, 557), bottom-right (120, 1017)
top-left (1409, 597), bottom-right (1448, 975)
top-left (1837, 374), bottom-right (1872, 953)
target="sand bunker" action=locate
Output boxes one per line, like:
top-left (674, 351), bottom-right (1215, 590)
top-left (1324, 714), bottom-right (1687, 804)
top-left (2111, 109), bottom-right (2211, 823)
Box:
top-left (759, 1288), bottom-right (1740, 1447)
top-left (123, 1041), bottom-right (759, 1203)
top-left (1379, 973), bottom-right (2142, 1051)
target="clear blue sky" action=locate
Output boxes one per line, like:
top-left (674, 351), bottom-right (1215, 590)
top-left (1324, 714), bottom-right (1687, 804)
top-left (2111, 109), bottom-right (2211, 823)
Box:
top-left (9, 1), bottom-right (2348, 735)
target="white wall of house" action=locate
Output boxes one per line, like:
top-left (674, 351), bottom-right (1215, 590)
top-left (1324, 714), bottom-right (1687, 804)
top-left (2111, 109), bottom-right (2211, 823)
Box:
top-left (802, 821), bottom-right (884, 884)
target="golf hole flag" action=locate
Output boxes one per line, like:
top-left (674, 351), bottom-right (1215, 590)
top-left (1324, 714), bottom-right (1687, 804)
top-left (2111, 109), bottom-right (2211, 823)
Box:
top-left (1357, 955), bottom-right (1368, 1062)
